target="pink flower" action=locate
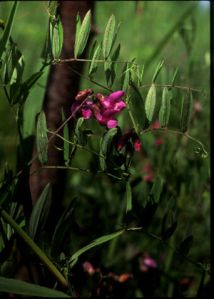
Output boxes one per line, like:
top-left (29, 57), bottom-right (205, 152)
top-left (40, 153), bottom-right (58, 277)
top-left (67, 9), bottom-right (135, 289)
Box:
top-left (82, 261), bottom-right (95, 275)
top-left (71, 90), bottom-right (126, 129)
top-left (139, 253), bottom-right (157, 272)
top-left (94, 90), bottom-right (126, 128)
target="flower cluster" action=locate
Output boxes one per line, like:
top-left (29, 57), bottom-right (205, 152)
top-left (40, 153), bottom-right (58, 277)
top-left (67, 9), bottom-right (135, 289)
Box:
top-left (72, 89), bottom-right (126, 129)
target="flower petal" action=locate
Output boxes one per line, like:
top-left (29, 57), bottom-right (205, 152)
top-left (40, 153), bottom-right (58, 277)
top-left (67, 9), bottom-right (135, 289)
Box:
top-left (82, 108), bottom-right (93, 119)
top-left (107, 119), bottom-right (118, 128)
top-left (108, 90), bottom-right (125, 103)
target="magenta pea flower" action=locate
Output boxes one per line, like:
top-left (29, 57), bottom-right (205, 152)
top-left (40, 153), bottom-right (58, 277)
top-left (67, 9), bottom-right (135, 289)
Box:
top-left (94, 90), bottom-right (126, 128)
top-left (72, 89), bottom-right (126, 129)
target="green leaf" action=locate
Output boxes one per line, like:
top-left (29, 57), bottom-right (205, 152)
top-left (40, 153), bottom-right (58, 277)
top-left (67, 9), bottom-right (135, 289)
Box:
top-left (61, 109), bottom-right (69, 163)
top-left (51, 200), bottom-right (76, 257)
top-left (180, 90), bottom-right (193, 132)
top-left (99, 127), bottom-right (118, 170)
top-left (126, 181), bottom-right (132, 213)
top-left (161, 210), bottom-right (177, 240)
top-left (102, 15), bottom-right (116, 59)
top-left (69, 229), bottom-right (124, 267)
top-left (74, 10), bottom-right (91, 58)
top-left (10, 70), bottom-right (43, 105)
top-left (152, 60), bottom-right (164, 83)
top-left (171, 67), bottom-right (179, 86)
top-left (50, 20), bottom-right (63, 59)
top-left (0, 277), bottom-right (69, 298)
top-left (0, 208), bottom-right (67, 287)
top-left (89, 43), bottom-right (101, 77)
top-left (0, 2), bottom-right (18, 59)
top-left (36, 111), bottom-right (48, 164)
top-left (75, 117), bottom-right (85, 145)
top-left (104, 43), bottom-right (120, 87)
top-left (159, 87), bottom-right (172, 127)
top-left (128, 81), bottom-right (147, 132)
top-left (29, 183), bottom-right (52, 239)
top-left (48, 1), bottom-right (58, 21)
top-left (149, 175), bottom-right (164, 204)
top-left (179, 235), bottom-right (193, 256)
top-left (145, 83), bottom-right (156, 122)
top-left (75, 13), bottom-right (82, 44)
top-left (122, 62), bottom-right (131, 92)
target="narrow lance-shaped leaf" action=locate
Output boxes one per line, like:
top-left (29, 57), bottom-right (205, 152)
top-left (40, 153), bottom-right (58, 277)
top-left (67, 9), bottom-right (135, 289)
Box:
top-left (159, 87), bottom-right (172, 127)
top-left (0, 277), bottom-right (69, 298)
top-left (36, 111), bottom-right (48, 164)
top-left (152, 60), bottom-right (164, 83)
top-left (0, 1), bottom-right (18, 59)
top-left (145, 83), bottom-right (156, 122)
top-left (126, 181), bottom-right (132, 213)
top-left (75, 117), bottom-right (85, 145)
top-left (69, 229), bottom-right (124, 267)
top-left (122, 63), bottom-right (130, 92)
top-left (28, 183), bottom-right (51, 239)
top-left (0, 208), bottom-right (67, 287)
top-left (171, 67), bottom-right (179, 86)
top-left (122, 58), bottom-right (136, 92)
top-left (99, 127), bottom-right (118, 170)
top-left (102, 14), bottom-right (116, 59)
top-left (50, 20), bottom-right (63, 59)
top-left (51, 199), bottom-right (76, 256)
top-left (128, 81), bottom-right (147, 132)
top-left (180, 90), bottom-right (193, 132)
top-left (149, 175), bottom-right (164, 204)
top-left (161, 210), bottom-right (177, 241)
top-left (179, 235), bottom-right (193, 256)
top-left (89, 43), bottom-right (101, 77)
top-left (75, 13), bottom-right (81, 45)
top-left (74, 10), bottom-right (91, 58)
top-left (104, 43), bottom-right (120, 87)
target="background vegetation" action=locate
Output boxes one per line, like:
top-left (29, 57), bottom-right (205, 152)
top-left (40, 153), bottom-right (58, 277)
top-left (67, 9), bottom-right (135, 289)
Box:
top-left (0, 1), bottom-right (210, 298)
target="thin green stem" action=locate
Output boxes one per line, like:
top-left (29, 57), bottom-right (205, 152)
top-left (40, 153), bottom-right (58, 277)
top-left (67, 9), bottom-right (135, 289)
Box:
top-left (47, 130), bottom-right (105, 159)
top-left (140, 83), bottom-right (201, 93)
top-left (141, 127), bottom-right (208, 158)
top-left (30, 165), bottom-right (124, 181)
top-left (67, 65), bottom-right (112, 92)
top-left (0, 207), bottom-right (67, 288)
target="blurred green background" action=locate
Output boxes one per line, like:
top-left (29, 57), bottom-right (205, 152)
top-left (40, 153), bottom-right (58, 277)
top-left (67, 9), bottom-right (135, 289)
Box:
top-left (0, 1), bottom-right (210, 298)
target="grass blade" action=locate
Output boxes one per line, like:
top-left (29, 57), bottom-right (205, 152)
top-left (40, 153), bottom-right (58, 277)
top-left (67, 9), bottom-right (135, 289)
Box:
top-left (0, 1), bottom-right (18, 59)
top-left (0, 277), bottom-right (69, 298)
top-left (0, 207), bottom-right (67, 287)
top-left (28, 183), bottom-right (51, 239)
top-left (69, 229), bottom-right (124, 267)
